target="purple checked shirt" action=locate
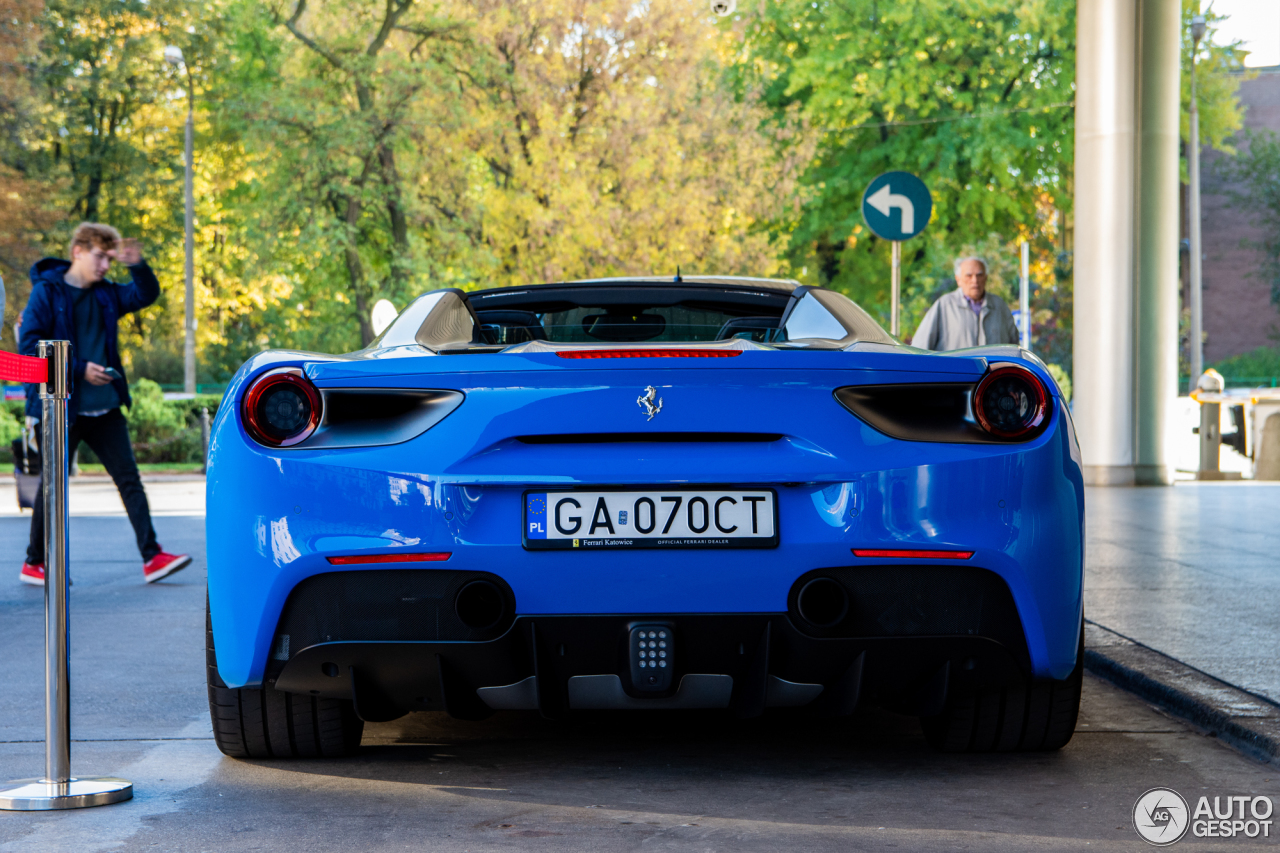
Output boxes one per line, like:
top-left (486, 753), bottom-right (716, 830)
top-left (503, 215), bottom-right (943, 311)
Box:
top-left (964, 293), bottom-right (985, 319)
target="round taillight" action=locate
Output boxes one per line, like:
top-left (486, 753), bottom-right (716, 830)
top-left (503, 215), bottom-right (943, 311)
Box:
top-left (973, 365), bottom-right (1048, 439)
top-left (242, 369), bottom-right (321, 447)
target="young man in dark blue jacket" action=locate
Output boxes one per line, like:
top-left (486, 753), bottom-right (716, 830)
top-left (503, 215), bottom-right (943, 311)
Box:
top-left (18, 222), bottom-right (190, 586)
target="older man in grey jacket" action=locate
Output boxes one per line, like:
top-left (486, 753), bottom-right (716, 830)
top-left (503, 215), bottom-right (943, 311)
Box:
top-left (911, 256), bottom-right (1019, 350)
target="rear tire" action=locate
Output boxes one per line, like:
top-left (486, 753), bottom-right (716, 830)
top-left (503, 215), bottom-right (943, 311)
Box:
top-left (921, 621), bottom-right (1083, 753)
top-left (206, 600), bottom-right (363, 759)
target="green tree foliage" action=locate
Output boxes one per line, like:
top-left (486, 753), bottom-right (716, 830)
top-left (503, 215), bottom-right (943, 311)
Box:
top-left (0, 0), bottom-right (234, 379)
top-left (463, 0), bottom-right (791, 286)
top-left (0, 0), bottom-right (1256, 390)
top-left (1181, 1), bottom-right (1250, 176)
top-left (728, 0), bottom-right (1075, 333)
top-left (214, 0), bottom-right (476, 349)
top-left (0, 0), bottom-right (54, 330)
top-left (214, 0), bottom-right (792, 355)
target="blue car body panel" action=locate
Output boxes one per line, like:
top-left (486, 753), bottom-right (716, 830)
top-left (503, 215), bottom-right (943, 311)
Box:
top-left (207, 348), bottom-right (1085, 691)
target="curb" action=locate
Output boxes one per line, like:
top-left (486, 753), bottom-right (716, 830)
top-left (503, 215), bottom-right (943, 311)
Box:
top-left (1084, 621), bottom-right (1280, 763)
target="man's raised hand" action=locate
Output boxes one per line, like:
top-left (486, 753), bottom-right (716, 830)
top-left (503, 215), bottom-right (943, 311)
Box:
top-left (108, 238), bottom-right (143, 266)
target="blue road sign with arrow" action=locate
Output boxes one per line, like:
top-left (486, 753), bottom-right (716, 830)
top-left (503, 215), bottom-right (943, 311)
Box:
top-left (861, 171), bottom-right (932, 241)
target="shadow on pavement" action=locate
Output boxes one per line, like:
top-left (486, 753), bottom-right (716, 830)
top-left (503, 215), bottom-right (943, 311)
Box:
top-left (236, 704), bottom-right (1071, 794)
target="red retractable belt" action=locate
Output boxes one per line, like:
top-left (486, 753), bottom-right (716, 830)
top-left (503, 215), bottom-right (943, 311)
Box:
top-left (0, 351), bottom-right (48, 384)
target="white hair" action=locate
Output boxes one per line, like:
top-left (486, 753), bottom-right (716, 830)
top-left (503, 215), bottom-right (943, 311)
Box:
top-left (954, 256), bottom-right (989, 278)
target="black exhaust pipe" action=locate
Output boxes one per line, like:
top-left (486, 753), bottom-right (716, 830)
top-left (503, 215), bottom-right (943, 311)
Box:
top-left (796, 577), bottom-right (849, 628)
top-left (455, 580), bottom-right (507, 630)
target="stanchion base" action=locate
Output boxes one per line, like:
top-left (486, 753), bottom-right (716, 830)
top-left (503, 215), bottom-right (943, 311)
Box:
top-left (0, 777), bottom-right (133, 810)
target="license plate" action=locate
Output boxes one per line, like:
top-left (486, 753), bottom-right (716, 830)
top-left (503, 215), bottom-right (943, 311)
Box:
top-left (523, 489), bottom-right (778, 550)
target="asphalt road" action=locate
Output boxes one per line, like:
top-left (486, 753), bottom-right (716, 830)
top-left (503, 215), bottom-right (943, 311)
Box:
top-left (0, 482), bottom-right (1277, 852)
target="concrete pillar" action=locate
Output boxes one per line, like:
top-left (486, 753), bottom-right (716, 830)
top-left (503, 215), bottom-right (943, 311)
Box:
top-left (1074, 0), bottom-right (1138, 486)
top-left (1133, 0), bottom-right (1182, 485)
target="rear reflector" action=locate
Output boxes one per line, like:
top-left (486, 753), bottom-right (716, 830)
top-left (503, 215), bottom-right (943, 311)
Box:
top-left (556, 349), bottom-right (742, 359)
top-left (326, 552), bottom-right (452, 565)
top-left (852, 548), bottom-right (974, 559)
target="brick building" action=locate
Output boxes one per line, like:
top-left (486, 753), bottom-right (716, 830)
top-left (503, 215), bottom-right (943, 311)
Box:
top-left (1197, 67), bottom-right (1280, 364)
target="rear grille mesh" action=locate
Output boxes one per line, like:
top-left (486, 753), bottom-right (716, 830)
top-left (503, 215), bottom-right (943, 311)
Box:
top-left (788, 565), bottom-right (1030, 668)
top-left (269, 570), bottom-right (515, 668)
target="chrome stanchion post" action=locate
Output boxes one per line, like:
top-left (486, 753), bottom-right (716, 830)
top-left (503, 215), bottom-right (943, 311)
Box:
top-left (0, 340), bottom-right (133, 811)
top-left (43, 340), bottom-right (72, 789)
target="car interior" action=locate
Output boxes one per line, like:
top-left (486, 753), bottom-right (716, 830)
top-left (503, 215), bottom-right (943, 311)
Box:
top-left (467, 283), bottom-right (792, 345)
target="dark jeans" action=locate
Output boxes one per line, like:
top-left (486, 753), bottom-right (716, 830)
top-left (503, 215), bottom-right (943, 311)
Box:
top-left (26, 408), bottom-right (159, 565)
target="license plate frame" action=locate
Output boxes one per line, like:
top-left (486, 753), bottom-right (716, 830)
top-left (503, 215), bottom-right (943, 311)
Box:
top-left (522, 487), bottom-right (780, 551)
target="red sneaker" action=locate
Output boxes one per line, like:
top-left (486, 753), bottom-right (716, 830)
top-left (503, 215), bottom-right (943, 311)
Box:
top-left (143, 550), bottom-right (192, 584)
top-left (19, 562), bottom-right (44, 586)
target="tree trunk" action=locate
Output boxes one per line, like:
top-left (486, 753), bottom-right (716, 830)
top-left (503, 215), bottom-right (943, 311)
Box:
top-left (379, 144), bottom-right (411, 293)
top-left (82, 171), bottom-right (102, 221)
top-left (335, 189), bottom-right (376, 346)
top-left (342, 238), bottom-right (375, 346)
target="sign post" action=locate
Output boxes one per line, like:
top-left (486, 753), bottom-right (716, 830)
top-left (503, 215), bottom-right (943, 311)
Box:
top-left (1019, 240), bottom-right (1031, 350)
top-left (861, 172), bottom-right (932, 339)
top-left (0, 341), bottom-right (133, 811)
top-left (890, 241), bottom-right (902, 337)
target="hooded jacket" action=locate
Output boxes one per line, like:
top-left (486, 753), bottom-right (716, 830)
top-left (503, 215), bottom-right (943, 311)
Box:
top-left (20, 257), bottom-right (160, 423)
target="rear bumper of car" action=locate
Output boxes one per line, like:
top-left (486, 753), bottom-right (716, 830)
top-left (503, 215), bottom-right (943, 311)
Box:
top-left (257, 562), bottom-right (1038, 721)
top-left (271, 613), bottom-right (1033, 721)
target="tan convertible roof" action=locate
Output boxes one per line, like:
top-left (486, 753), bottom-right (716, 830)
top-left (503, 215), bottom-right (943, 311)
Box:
top-left (478, 275), bottom-right (801, 294)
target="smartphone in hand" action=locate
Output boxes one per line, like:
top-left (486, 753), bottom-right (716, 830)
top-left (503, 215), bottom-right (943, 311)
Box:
top-left (103, 367), bottom-right (122, 381)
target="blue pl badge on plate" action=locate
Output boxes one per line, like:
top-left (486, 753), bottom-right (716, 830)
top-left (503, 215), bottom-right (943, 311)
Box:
top-left (526, 494), bottom-right (548, 539)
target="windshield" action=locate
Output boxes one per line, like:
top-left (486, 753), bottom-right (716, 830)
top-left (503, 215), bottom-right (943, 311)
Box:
top-left (393, 282), bottom-right (898, 350)
top-left (479, 304), bottom-right (784, 345)
top-left (466, 283), bottom-right (791, 346)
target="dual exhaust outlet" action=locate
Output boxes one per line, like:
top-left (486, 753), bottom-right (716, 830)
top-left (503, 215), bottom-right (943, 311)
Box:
top-left (460, 576), bottom-right (851, 632)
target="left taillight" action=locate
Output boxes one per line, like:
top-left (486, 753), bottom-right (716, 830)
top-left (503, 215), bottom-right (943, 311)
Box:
top-left (242, 368), bottom-right (321, 447)
top-left (973, 365), bottom-right (1048, 439)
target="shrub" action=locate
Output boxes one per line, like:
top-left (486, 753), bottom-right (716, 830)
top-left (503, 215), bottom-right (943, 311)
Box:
top-left (124, 379), bottom-right (200, 464)
top-left (0, 382), bottom-right (218, 467)
top-left (1046, 363), bottom-right (1072, 405)
top-left (1211, 346), bottom-right (1280, 383)
top-left (0, 404), bottom-right (21, 449)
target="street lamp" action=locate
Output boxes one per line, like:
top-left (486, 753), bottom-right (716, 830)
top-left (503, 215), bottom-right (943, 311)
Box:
top-left (1188, 15), bottom-right (1207, 388)
top-left (164, 45), bottom-right (196, 395)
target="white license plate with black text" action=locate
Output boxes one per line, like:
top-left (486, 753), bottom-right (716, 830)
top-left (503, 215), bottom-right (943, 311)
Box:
top-left (523, 489), bottom-right (778, 550)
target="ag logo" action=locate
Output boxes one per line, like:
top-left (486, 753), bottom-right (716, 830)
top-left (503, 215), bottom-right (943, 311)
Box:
top-left (1134, 788), bottom-right (1190, 846)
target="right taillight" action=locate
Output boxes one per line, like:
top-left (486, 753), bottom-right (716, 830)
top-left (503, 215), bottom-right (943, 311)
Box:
top-left (973, 365), bottom-right (1047, 439)
top-left (242, 368), bottom-right (321, 447)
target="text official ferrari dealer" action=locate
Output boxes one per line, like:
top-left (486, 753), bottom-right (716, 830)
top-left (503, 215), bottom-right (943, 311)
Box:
top-left (204, 276), bottom-right (1084, 758)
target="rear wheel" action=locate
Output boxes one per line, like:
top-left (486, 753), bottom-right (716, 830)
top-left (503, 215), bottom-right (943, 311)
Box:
top-left (206, 600), bottom-right (363, 759)
top-left (921, 621), bottom-right (1083, 753)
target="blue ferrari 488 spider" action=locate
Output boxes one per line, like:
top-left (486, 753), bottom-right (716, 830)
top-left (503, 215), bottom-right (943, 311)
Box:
top-left (205, 276), bottom-right (1084, 758)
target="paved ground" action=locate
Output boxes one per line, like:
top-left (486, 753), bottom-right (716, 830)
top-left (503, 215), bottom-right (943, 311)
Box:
top-left (0, 480), bottom-right (1278, 851)
top-left (1085, 482), bottom-right (1280, 703)
top-left (0, 476), bottom-right (205, 518)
